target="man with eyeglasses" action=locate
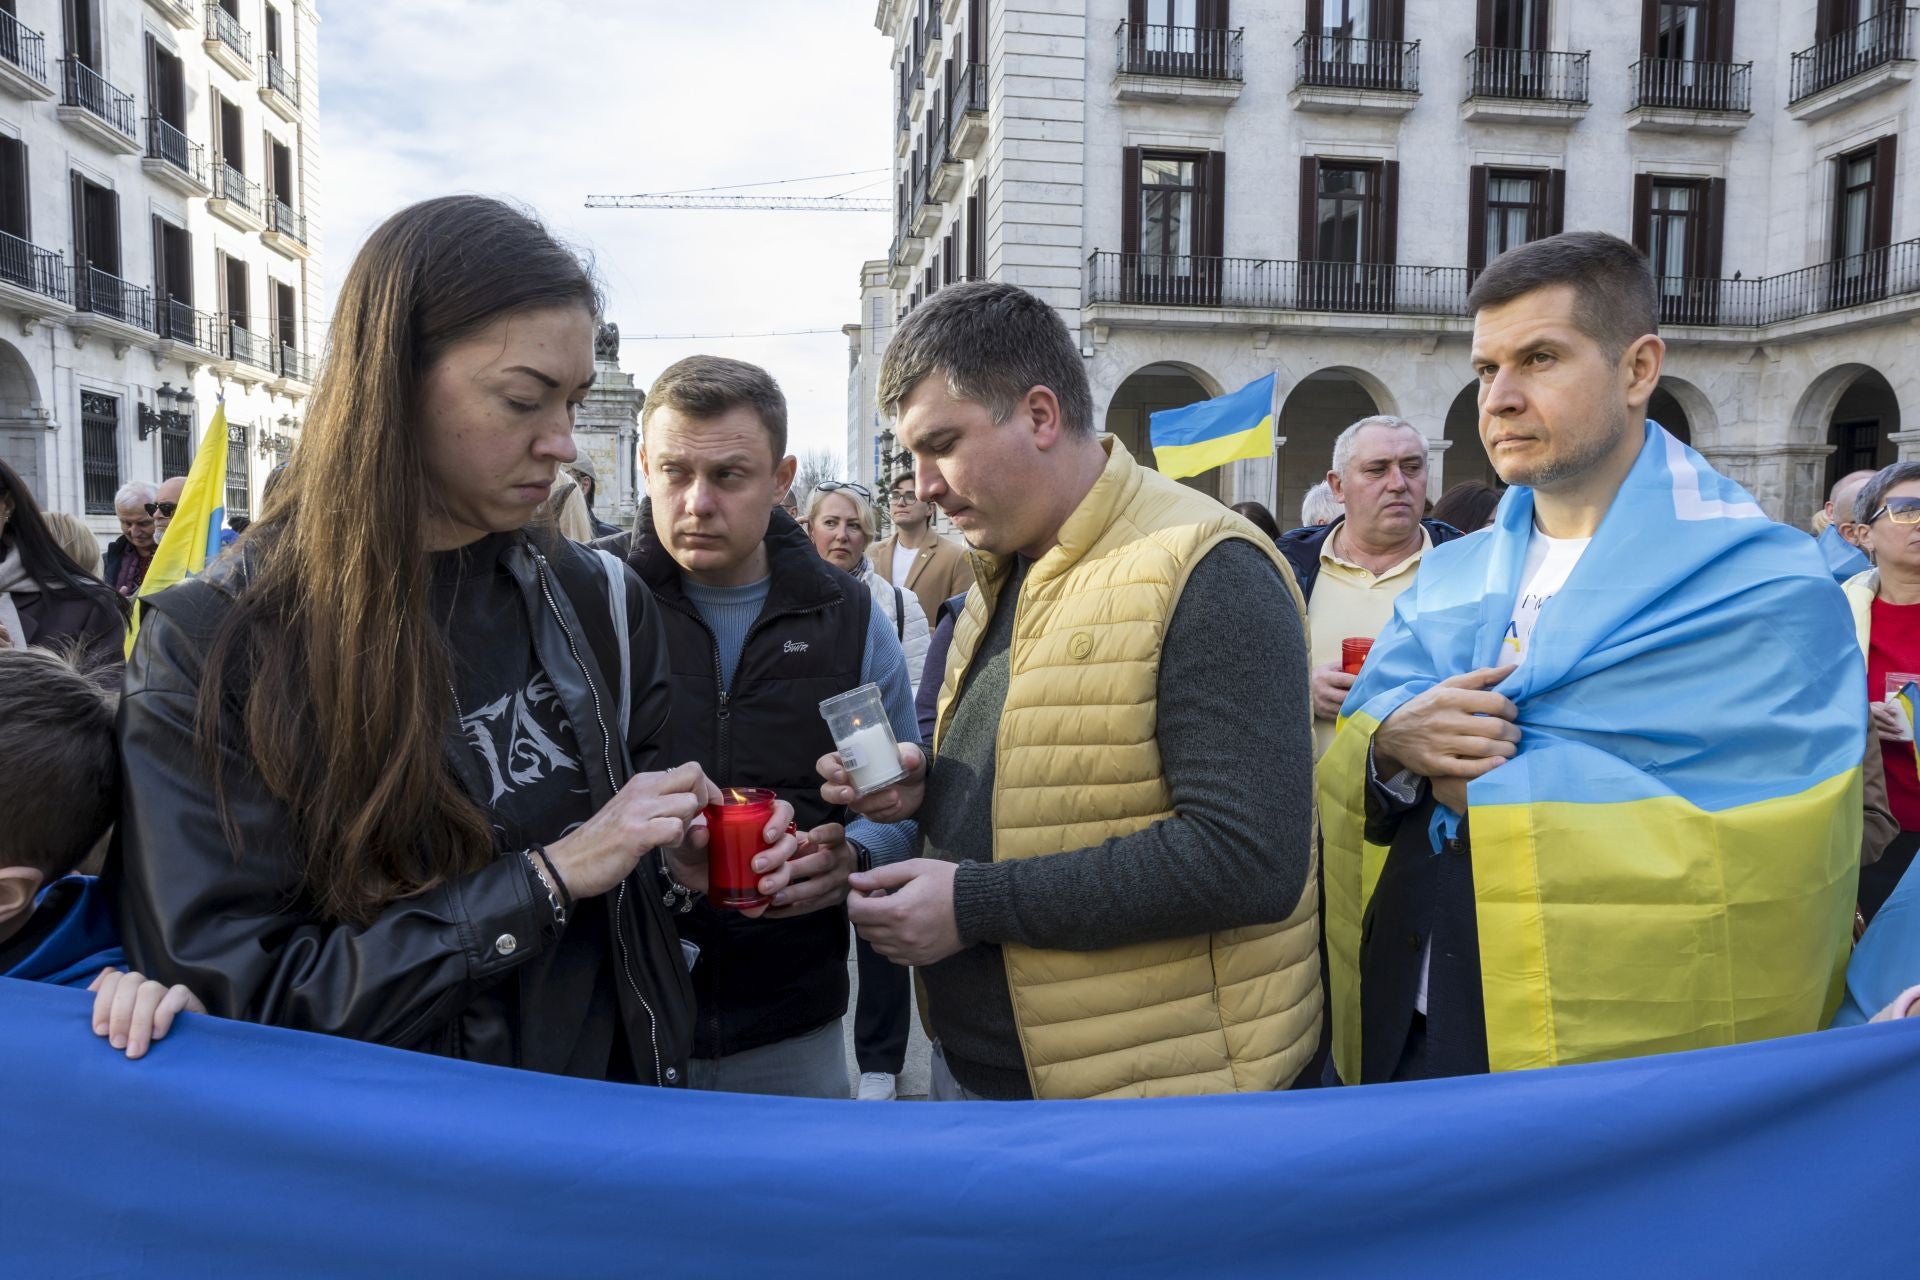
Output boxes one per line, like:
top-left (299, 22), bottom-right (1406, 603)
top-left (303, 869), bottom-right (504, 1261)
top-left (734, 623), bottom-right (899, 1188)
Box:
top-left (103, 482), bottom-right (158, 598)
top-left (872, 472), bottom-right (974, 632)
top-left (149, 476), bottom-right (186, 547)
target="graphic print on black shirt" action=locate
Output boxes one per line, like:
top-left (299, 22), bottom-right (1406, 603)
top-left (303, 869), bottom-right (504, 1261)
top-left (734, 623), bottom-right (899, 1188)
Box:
top-left (457, 672), bottom-right (585, 808)
top-left (433, 532), bottom-right (595, 853)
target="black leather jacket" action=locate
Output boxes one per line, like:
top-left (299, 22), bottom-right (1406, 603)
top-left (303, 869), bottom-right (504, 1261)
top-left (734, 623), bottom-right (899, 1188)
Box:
top-left (110, 533), bottom-right (696, 1084)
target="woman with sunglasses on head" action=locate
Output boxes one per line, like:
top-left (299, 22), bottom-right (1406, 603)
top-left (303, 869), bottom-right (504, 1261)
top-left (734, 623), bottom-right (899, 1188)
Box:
top-left (112, 196), bottom-right (800, 1085)
top-left (1844, 460), bottom-right (1920, 923)
top-left (0, 458), bottom-right (126, 672)
top-left (805, 481), bottom-right (930, 697)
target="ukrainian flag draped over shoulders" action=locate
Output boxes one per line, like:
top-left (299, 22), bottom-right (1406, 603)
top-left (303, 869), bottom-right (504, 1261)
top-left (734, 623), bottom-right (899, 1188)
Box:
top-left (124, 399), bottom-right (228, 655)
top-left (1319, 422), bottom-right (1863, 1080)
top-left (1149, 373), bottom-right (1274, 479)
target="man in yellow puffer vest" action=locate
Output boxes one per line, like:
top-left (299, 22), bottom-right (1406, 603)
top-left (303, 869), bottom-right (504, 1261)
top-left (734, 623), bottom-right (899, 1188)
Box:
top-left (820, 282), bottom-right (1321, 1100)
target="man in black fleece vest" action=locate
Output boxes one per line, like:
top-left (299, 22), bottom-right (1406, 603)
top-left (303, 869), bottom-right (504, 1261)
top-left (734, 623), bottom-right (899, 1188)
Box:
top-left (628, 356), bottom-right (920, 1098)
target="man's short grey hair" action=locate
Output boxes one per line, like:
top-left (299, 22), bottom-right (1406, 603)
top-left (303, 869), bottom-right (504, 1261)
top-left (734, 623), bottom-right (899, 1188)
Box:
top-left (877, 281), bottom-right (1094, 436)
top-left (1330, 415), bottom-right (1424, 478)
top-left (113, 480), bottom-right (156, 511)
top-left (1301, 481), bottom-right (1342, 526)
top-left (1857, 461), bottom-right (1920, 525)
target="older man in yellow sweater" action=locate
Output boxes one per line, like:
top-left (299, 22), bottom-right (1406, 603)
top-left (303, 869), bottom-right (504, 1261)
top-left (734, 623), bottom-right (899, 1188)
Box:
top-left (820, 282), bottom-right (1320, 1100)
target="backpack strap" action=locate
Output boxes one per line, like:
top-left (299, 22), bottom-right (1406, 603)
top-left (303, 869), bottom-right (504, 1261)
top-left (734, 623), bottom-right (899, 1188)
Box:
top-left (892, 585), bottom-right (906, 642)
top-left (591, 548), bottom-right (631, 745)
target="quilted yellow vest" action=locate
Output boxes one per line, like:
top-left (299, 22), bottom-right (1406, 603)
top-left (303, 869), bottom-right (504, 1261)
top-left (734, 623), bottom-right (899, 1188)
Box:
top-left (932, 437), bottom-right (1321, 1099)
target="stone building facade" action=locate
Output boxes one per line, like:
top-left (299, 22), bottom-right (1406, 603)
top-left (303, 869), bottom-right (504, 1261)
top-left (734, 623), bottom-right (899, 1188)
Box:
top-left (853, 0), bottom-right (1918, 528)
top-left (0, 0), bottom-right (321, 540)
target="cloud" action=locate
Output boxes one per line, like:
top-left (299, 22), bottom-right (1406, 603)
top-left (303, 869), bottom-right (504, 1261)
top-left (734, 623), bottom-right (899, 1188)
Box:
top-left (321, 0), bottom-right (892, 465)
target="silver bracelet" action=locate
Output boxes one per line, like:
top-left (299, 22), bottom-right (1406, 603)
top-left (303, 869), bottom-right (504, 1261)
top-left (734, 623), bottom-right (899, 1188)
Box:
top-left (657, 852), bottom-right (698, 915)
top-left (523, 848), bottom-right (567, 930)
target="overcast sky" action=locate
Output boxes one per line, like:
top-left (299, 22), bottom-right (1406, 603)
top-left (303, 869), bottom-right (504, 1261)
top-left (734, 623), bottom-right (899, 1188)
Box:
top-left (321, 0), bottom-right (892, 467)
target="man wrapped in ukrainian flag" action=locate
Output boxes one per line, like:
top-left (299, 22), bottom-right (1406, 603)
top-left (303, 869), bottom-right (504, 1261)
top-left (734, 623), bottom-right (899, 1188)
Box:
top-left (1320, 232), bottom-right (1865, 1083)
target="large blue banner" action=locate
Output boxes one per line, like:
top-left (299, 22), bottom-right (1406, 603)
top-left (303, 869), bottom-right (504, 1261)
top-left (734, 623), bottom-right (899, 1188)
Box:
top-left (3, 975), bottom-right (1917, 1277)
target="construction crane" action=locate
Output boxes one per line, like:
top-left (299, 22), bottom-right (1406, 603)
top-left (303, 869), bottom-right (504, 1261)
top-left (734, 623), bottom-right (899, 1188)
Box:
top-left (584, 194), bottom-right (889, 213)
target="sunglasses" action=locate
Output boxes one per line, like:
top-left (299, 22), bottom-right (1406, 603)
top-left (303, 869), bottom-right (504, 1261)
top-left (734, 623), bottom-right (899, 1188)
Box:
top-left (815, 480), bottom-right (871, 500)
top-left (1868, 497), bottom-right (1920, 525)
top-left (144, 501), bottom-right (178, 518)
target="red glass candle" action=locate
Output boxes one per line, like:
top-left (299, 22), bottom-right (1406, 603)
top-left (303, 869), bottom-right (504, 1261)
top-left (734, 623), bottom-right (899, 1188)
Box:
top-left (1341, 637), bottom-right (1374, 676)
top-left (704, 788), bottom-right (778, 911)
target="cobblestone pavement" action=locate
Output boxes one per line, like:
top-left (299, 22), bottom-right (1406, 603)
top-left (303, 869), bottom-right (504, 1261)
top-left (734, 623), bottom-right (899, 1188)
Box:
top-left (841, 941), bottom-right (932, 1100)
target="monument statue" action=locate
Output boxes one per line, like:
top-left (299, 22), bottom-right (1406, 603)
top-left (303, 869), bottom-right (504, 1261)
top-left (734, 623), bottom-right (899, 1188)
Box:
top-left (594, 322), bottom-right (620, 363)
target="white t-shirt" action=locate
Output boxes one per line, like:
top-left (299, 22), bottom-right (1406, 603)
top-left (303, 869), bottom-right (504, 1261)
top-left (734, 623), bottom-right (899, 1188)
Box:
top-left (1502, 530), bottom-right (1590, 666)
top-left (1414, 526), bottom-right (1590, 1016)
top-left (888, 542), bottom-right (917, 593)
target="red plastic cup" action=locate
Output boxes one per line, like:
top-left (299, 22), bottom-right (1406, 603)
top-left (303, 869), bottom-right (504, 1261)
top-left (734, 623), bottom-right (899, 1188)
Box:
top-left (703, 788), bottom-right (789, 911)
top-left (1341, 637), bottom-right (1374, 677)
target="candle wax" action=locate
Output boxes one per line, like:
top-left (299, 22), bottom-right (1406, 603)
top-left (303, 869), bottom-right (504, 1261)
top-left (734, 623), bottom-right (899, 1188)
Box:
top-left (839, 723), bottom-right (904, 793)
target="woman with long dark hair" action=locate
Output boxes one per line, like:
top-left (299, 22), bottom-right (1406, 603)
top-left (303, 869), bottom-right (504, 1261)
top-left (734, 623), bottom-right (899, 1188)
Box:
top-left (112, 196), bottom-right (798, 1084)
top-left (0, 458), bottom-right (125, 667)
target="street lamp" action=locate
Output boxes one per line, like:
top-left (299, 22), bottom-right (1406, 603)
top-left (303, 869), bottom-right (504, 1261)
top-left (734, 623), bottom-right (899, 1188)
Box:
top-left (136, 382), bottom-right (196, 441)
top-left (257, 413), bottom-right (298, 458)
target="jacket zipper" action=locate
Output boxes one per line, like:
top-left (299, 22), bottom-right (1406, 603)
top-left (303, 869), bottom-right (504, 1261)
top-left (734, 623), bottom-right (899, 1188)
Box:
top-left (532, 549), bottom-right (664, 1088)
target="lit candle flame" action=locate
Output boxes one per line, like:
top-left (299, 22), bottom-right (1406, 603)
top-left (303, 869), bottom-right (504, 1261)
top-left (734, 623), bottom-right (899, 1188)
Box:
top-left (725, 787), bottom-right (748, 804)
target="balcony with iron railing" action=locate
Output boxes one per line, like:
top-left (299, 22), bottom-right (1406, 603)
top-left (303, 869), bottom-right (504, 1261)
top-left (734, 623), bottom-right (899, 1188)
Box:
top-left (922, 4), bottom-right (943, 78)
top-left (908, 158), bottom-right (942, 238)
top-left (204, 3), bottom-right (253, 78)
top-left (1114, 22), bottom-right (1243, 104)
top-left (143, 117), bottom-right (210, 194)
top-left (155, 297), bottom-right (222, 356)
top-left (57, 60), bottom-right (139, 152)
top-left (1085, 251), bottom-right (1469, 319)
top-left (225, 317), bottom-right (276, 374)
top-left (210, 162), bottom-right (265, 231)
top-left (264, 199), bottom-right (309, 257)
top-left (1291, 33), bottom-right (1420, 115)
top-left (1462, 47), bottom-right (1590, 123)
top-left (1084, 241), bottom-right (1920, 336)
top-left (0, 9), bottom-right (52, 101)
top-left (0, 229), bottom-right (70, 315)
top-left (1627, 57), bottom-right (1753, 132)
top-left (1789, 7), bottom-right (1916, 118)
top-left (276, 343), bottom-right (316, 387)
top-left (260, 53), bottom-right (299, 120)
top-left (71, 264), bottom-right (155, 334)
top-left (946, 61), bottom-right (988, 160)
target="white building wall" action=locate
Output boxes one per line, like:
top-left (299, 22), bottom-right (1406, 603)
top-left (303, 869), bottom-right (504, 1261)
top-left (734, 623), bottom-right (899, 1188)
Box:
top-left (859, 0), bottom-right (1920, 528)
top-left (0, 0), bottom-right (321, 543)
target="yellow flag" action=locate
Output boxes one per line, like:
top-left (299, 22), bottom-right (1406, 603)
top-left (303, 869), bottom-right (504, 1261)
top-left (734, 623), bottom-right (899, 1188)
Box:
top-left (125, 400), bottom-right (230, 656)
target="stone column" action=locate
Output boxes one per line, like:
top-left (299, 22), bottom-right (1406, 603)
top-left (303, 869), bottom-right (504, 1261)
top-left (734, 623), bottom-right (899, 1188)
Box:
top-left (1696, 443), bottom-right (1835, 526)
top-left (577, 324), bottom-right (644, 525)
top-left (1424, 438), bottom-right (1454, 504)
top-left (1889, 429), bottom-right (1920, 462)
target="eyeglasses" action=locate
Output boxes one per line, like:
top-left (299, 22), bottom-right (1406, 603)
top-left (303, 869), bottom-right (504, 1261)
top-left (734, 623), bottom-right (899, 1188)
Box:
top-left (144, 501), bottom-right (178, 518)
top-left (888, 489), bottom-right (920, 504)
top-left (1868, 497), bottom-right (1920, 525)
top-left (814, 481), bottom-right (871, 500)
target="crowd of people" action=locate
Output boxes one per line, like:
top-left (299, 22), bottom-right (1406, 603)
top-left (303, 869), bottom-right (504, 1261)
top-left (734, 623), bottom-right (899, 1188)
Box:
top-left (4, 199), bottom-right (1918, 1104)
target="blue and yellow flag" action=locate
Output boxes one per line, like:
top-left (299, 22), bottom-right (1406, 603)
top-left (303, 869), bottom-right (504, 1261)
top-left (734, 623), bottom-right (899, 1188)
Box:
top-left (125, 399), bottom-right (228, 655)
top-left (1148, 373), bottom-right (1274, 480)
top-left (1897, 681), bottom-right (1920, 777)
top-left (1320, 421), bottom-right (1864, 1079)
top-left (1817, 522), bottom-right (1871, 583)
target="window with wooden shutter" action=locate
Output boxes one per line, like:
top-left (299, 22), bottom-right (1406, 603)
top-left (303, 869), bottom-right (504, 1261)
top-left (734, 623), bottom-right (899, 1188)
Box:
top-left (966, 185), bottom-right (984, 278)
top-left (0, 136), bottom-right (28, 241)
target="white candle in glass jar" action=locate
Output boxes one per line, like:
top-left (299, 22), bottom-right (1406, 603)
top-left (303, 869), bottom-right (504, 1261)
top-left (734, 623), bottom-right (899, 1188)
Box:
top-left (839, 722), bottom-right (904, 793)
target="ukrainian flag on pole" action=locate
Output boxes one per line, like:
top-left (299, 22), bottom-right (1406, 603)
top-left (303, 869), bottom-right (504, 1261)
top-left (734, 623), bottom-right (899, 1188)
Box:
top-left (124, 398), bottom-right (228, 655)
top-left (1148, 373), bottom-right (1275, 480)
